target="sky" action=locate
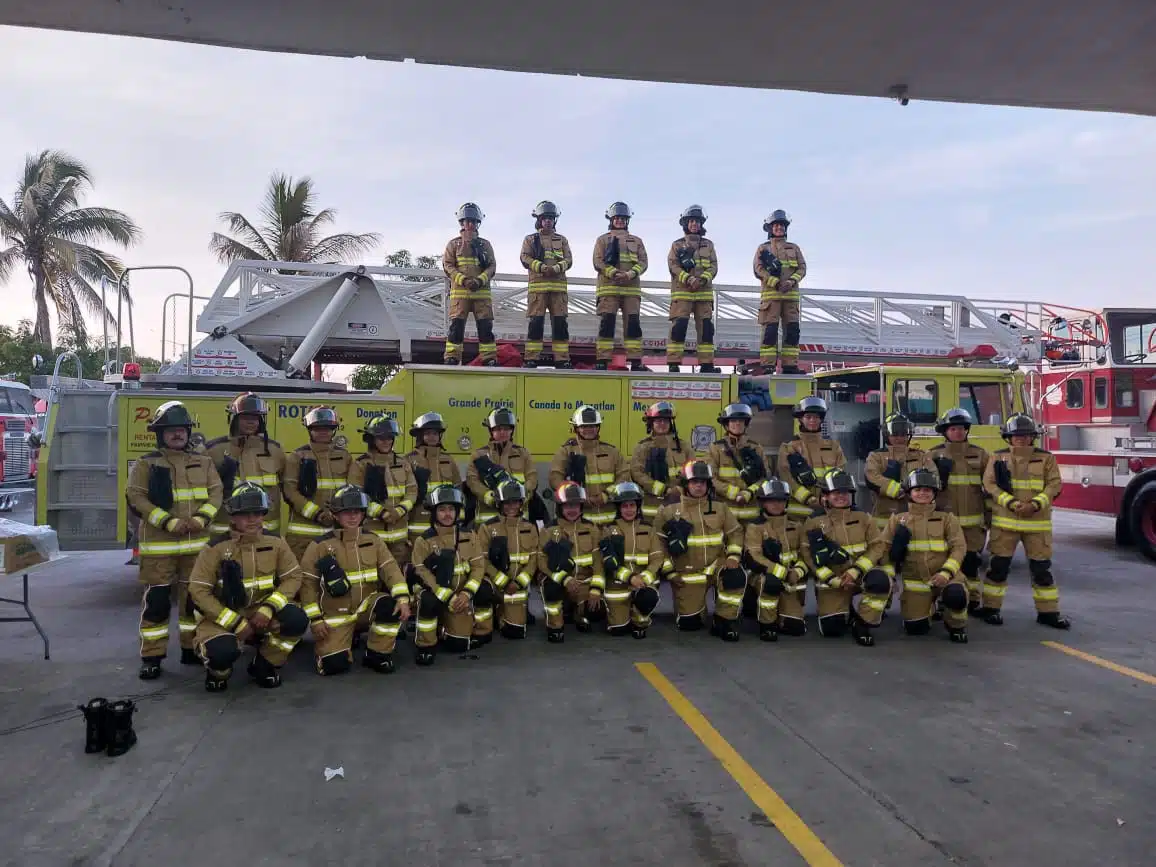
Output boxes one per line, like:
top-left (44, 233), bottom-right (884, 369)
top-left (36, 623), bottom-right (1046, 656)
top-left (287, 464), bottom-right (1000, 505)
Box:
top-left (2, 25), bottom-right (1155, 365)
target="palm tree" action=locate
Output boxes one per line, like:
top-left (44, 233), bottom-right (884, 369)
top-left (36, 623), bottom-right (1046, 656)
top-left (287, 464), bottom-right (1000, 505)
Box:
top-left (0, 150), bottom-right (141, 346)
top-left (209, 173), bottom-right (381, 267)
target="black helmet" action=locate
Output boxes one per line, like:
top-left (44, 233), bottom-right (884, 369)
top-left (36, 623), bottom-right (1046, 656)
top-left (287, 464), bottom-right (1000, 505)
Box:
top-left (495, 480), bottom-right (527, 504)
top-left (148, 400), bottom-right (196, 431)
top-left (410, 411), bottom-right (446, 438)
top-left (935, 407), bottom-right (974, 435)
top-left (679, 205), bottom-right (707, 231)
top-left (571, 405), bottom-right (602, 427)
top-left (1002, 413), bottom-right (1039, 441)
top-left (330, 484), bottom-right (371, 513)
top-left (820, 471), bottom-right (857, 494)
top-left (763, 209), bottom-right (791, 232)
top-left (224, 481), bottom-right (270, 515)
top-left (456, 202), bottom-right (484, 224)
top-left (428, 485), bottom-right (465, 510)
top-left (884, 413), bottom-right (914, 439)
top-left (532, 200), bottom-right (560, 224)
top-left (227, 392), bottom-right (268, 420)
top-left (904, 468), bottom-right (940, 492)
top-left (755, 478), bottom-right (791, 500)
top-left (682, 459), bottom-right (713, 482)
top-left (794, 396), bottom-right (828, 419)
top-left (303, 406), bottom-right (339, 429)
top-left (554, 481), bottom-right (587, 505)
top-left (718, 403), bottom-right (753, 425)
top-left (484, 408), bottom-right (517, 430)
top-left (605, 201), bottom-right (633, 225)
top-left (362, 415), bottom-right (401, 444)
top-left (609, 481), bottom-right (645, 504)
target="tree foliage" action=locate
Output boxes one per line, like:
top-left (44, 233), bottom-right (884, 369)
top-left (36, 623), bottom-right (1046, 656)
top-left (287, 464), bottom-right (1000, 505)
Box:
top-left (0, 318), bottom-right (159, 386)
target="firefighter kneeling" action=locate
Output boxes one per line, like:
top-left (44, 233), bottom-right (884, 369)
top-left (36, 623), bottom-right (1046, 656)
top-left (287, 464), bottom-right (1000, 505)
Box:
top-left (300, 484), bottom-right (412, 676)
top-left (879, 469), bottom-right (970, 643)
top-left (188, 482), bottom-right (309, 691)
top-left (656, 460), bottom-right (745, 638)
top-left (801, 471), bottom-right (890, 646)
top-left (743, 478), bottom-right (808, 641)
top-left (601, 482), bottom-right (663, 638)
top-left (476, 480), bottom-right (542, 641)
top-left (411, 487), bottom-right (487, 665)
top-left (541, 482), bottom-right (604, 643)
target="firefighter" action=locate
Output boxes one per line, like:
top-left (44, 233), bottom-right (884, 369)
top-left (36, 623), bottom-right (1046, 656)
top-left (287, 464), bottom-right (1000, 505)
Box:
top-left (865, 412), bottom-right (936, 528)
top-left (205, 392), bottom-right (285, 536)
top-left (126, 401), bottom-right (224, 679)
top-left (878, 469), bottom-right (969, 642)
top-left (778, 396), bottom-right (846, 522)
top-left (299, 484), bottom-right (411, 675)
top-left (743, 478), bottom-right (808, 640)
top-left (406, 412), bottom-right (463, 543)
top-left (928, 407), bottom-right (991, 610)
top-left (476, 479), bottom-right (542, 640)
top-left (283, 407), bottom-right (351, 561)
top-left (443, 202), bottom-right (498, 366)
top-left (752, 209), bottom-right (807, 374)
top-left (980, 414), bottom-right (1071, 629)
top-left (800, 471), bottom-right (891, 645)
top-left (411, 487), bottom-right (488, 665)
top-left (188, 482), bottom-right (309, 691)
top-left (347, 415), bottom-right (417, 568)
top-left (520, 200), bottom-right (574, 369)
top-left (629, 401), bottom-right (693, 521)
top-left (706, 403), bottom-right (768, 523)
top-left (666, 205), bottom-right (720, 373)
top-left (592, 201), bottom-right (648, 371)
top-left (540, 482), bottom-right (604, 642)
top-left (465, 408), bottom-right (538, 524)
top-left (655, 460), bottom-right (745, 638)
top-left (549, 405), bottom-right (631, 527)
top-left (600, 482), bottom-right (663, 638)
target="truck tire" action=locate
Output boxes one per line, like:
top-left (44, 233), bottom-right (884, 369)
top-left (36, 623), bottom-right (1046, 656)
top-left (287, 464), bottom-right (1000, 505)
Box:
top-left (1127, 481), bottom-right (1156, 564)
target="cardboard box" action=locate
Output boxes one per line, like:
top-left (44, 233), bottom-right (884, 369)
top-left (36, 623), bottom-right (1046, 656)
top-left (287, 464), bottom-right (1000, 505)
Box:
top-left (0, 520), bottom-right (58, 574)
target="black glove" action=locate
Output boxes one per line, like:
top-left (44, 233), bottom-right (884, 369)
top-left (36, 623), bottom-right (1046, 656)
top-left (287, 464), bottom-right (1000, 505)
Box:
top-left (994, 460), bottom-right (1014, 495)
top-left (488, 535), bottom-right (511, 573)
top-left (718, 566), bottom-right (747, 592)
top-left (605, 235), bottom-right (620, 267)
top-left (565, 452), bottom-right (587, 486)
top-left (739, 446), bottom-right (766, 486)
top-left (932, 455), bottom-right (953, 490)
top-left (742, 550), bottom-right (766, 574)
top-left (543, 538), bottom-right (575, 574)
top-left (677, 246), bottom-right (696, 273)
top-left (471, 237), bottom-right (491, 271)
top-left (786, 452), bottom-right (817, 488)
top-left (532, 232), bottom-right (545, 263)
top-left (807, 529), bottom-right (850, 568)
top-left (762, 537), bottom-right (783, 563)
top-left (599, 535), bottom-right (625, 574)
top-left (316, 554), bottom-right (351, 597)
top-left (297, 458), bottom-right (318, 498)
top-left (882, 459), bottom-right (903, 484)
top-left (473, 455), bottom-right (510, 491)
top-left (425, 549), bottom-right (456, 588)
top-left (217, 456), bottom-right (239, 498)
top-left (760, 248), bottom-right (783, 277)
top-left (646, 447), bottom-right (669, 484)
top-left (412, 465), bottom-right (430, 506)
top-left (217, 558), bottom-right (248, 609)
top-left (663, 518), bottom-right (693, 557)
top-left (527, 490), bottom-right (549, 524)
top-left (147, 465), bottom-right (174, 511)
top-left (889, 524), bottom-right (912, 567)
top-left (363, 464), bottom-right (388, 502)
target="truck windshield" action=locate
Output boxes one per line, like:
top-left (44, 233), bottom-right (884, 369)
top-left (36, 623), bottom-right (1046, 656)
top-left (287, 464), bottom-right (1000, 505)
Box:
top-left (1108, 311), bottom-right (1156, 364)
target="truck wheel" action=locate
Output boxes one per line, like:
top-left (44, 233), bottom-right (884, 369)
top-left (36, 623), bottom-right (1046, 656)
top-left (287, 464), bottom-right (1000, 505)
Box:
top-left (1128, 482), bottom-right (1156, 564)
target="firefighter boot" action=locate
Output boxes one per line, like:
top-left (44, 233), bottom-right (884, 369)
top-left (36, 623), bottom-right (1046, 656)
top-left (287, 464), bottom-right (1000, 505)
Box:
top-left (138, 656), bottom-right (162, 680)
top-left (78, 698), bottom-right (109, 754)
top-left (363, 649), bottom-right (396, 673)
top-left (948, 626), bottom-right (969, 644)
top-left (105, 699), bottom-right (138, 757)
top-left (850, 612), bottom-right (876, 647)
top-left (1037, 612), bottom-right (1072, 630)
top-left (247, 653), bottom-right (282, 689)
top-left (180, 648), bottom-right (200, 665)
top-left (759, 623), bottom-right (779, 642)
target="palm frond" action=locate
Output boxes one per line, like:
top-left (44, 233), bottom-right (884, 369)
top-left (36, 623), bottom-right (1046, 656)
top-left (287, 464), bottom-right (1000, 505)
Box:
top-left (0, 244), bottom-right (20, 283)
top-left (302, 231), bottom-right (382, 263)
top-left (50, 206), bottom-right (141, 247)
top-left (211, 212), bottom-right (277, 261)
top-left (209, 232), bottom-right (273, 265)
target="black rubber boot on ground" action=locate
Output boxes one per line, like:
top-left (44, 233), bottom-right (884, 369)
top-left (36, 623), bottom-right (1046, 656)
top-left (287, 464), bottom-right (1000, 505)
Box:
top-left (78, 698), bottom-right (108, 754)
top-left (1037, 612), bottom-right (1072, 630)
top-left (363, 650), bottom-right (396, 673)
top-left (105, 700), bottom-right (138, 757)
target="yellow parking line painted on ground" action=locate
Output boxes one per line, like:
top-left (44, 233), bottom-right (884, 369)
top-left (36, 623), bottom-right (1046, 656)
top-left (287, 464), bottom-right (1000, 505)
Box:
top-left (635, 662), bottom-right (843, 867)
top-left (1043, 641), bottom-right (1156, 686)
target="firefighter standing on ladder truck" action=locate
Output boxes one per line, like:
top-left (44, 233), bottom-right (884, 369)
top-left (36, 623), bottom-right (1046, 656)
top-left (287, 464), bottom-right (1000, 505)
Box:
top-left (520, 201), bottom-right (574, 369)
top-left (665, 205), bottom-right (721, 373)
top-left (752, 209), bottom-right (807, 374)
top-left (126, 401), bottom-right (224, 680)
top-left (593, 202), bottom-right (648, 371)
top-left (205, 392), bottom-right (285, 536)
top-left (443, 203), bottom-right (498, 366)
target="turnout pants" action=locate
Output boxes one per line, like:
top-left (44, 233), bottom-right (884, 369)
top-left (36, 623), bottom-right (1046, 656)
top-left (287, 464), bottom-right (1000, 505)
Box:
top-left (753, 573), bottom-right (807, 634)
top-left (194, 605), bottom-right (301, 681)
top-left (596, 294), bottom-right (642, 362)
top-left (446, 295), bottom-right (496, 363)
top-left (314, 591), bottom-right (402, 673)
top-left (758, 292), bottom-right (801, 367)
top-left (961, 526), bottom-right (987, 604)
top-left (815, 575), bottom-right (892, 635)
top-left (539, 576), bottom-right (592, 630)
top-left (414, 586), bottom-right (476, 650)
top-left (983, 527), bottom-right (1059, 614)
top-left (667, 298), bottom-right (714, 365)
top-left (138, 554), bottom-right (199, 658)
top-left (669, 570), bottom-right (710, 620)
top-left (603, 581), bottom-right (654, 631)
top-left (497, 584), bottom-right (530, 637)
top-left (900, 576), bottom-right (968, 632)
top-left (525, 291), bottom-right (569, 363)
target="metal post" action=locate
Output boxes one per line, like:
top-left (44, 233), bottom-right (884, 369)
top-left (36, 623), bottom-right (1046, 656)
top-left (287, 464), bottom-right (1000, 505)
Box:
top-left (100, 276), bottom-right (110, 374)
top-left (116, 266), bottom-right (196, 374)
top-left (161, 293), bottom-right (210, 363)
